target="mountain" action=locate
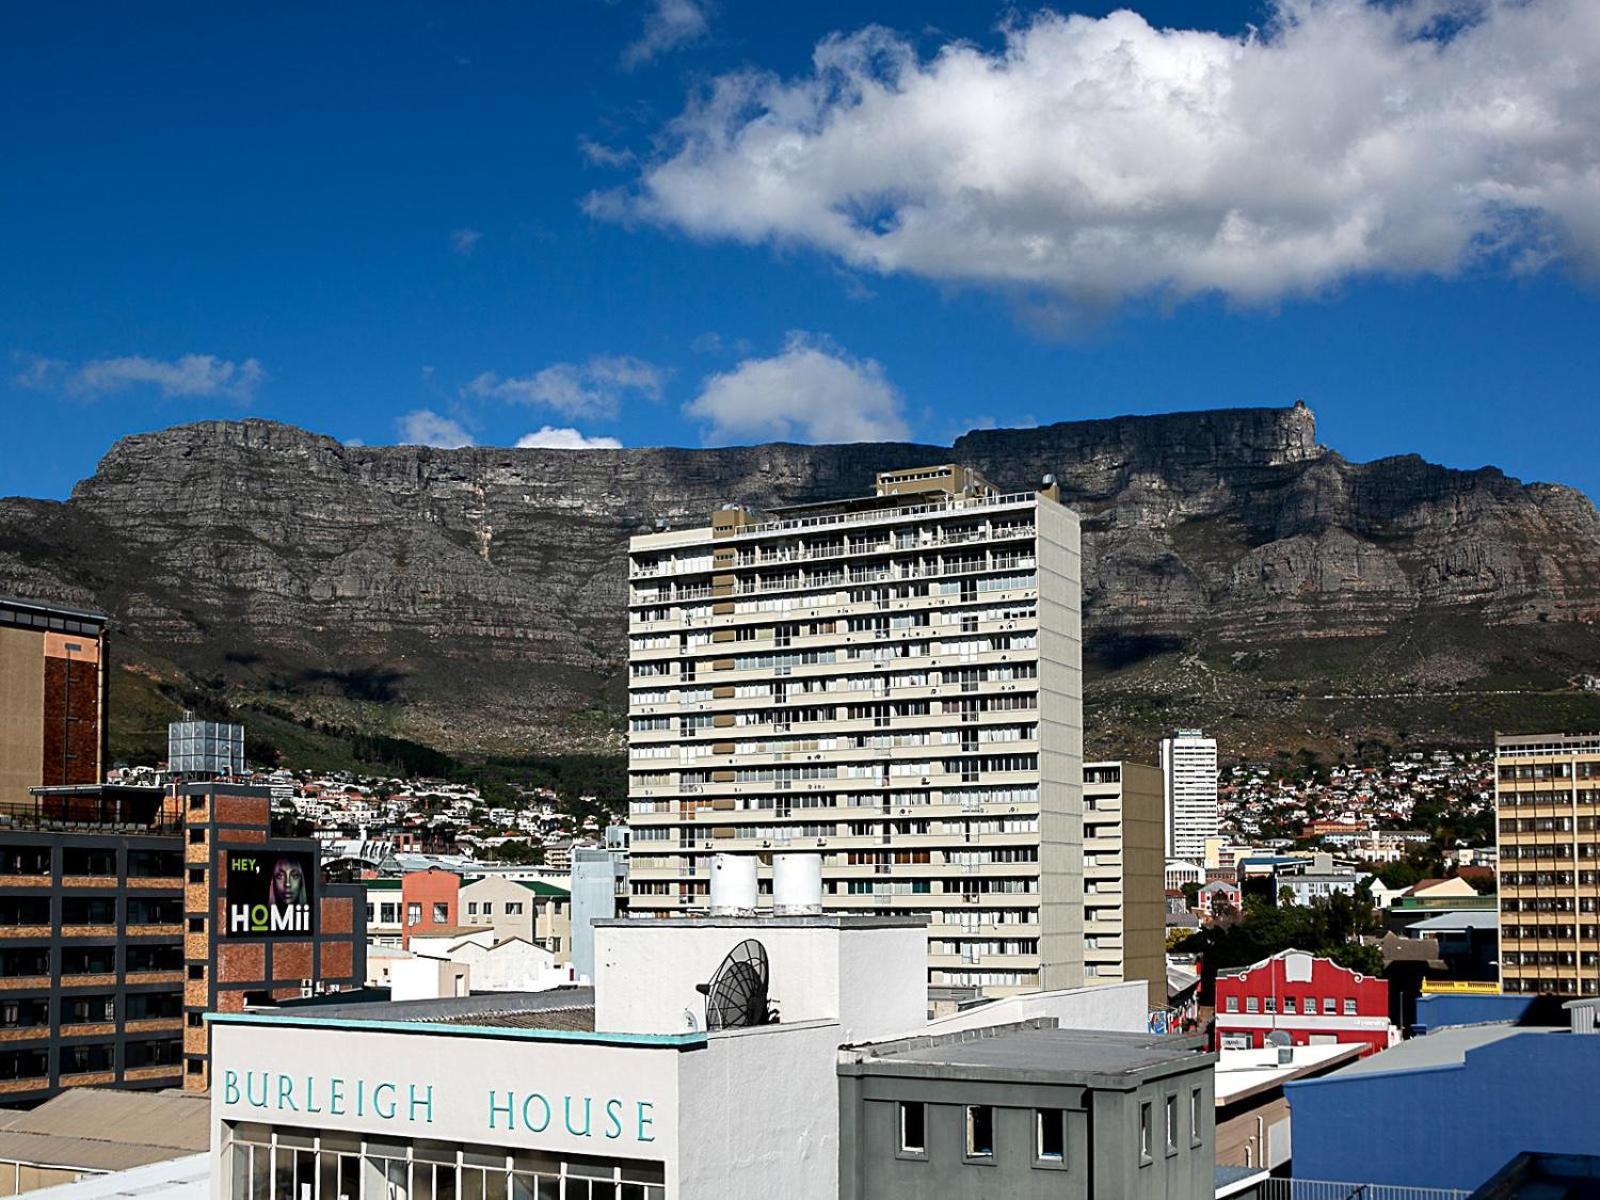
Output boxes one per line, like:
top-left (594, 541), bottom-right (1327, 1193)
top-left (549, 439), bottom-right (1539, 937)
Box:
top-left (2, 403), bottom-right (1597, 765)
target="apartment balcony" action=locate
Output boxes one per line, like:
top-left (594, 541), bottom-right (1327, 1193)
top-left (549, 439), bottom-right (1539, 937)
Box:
top-left (0, 874), bottom-right (49, 890)
top-left (0, 975), bottom-right (50, 993)
top-left (0, 925), bottom-right (51, 940)
top-left (0, 1026), bottom-right (49, 1044)
top-left (0, 1076), bottom-right (48, 1098)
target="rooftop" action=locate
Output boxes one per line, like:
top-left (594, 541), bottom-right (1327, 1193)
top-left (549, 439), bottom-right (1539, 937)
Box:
top-left (1319, 1023), bottom-right (1552, 1079)
top-left (1212, 1042), bottom-right (1365, 1106)
top-left (21, 1154), bottom-right (208, 1200)
top-left (0, 1088), bottom-right (209, 1174)
top-left (842, 1019), bottom-right (1212, 1089)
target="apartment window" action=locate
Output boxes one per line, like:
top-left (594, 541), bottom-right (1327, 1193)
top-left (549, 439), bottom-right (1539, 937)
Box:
top-left (1264, 997), bottom-right (1276, 1014)
top-left (432, 903), bottom-right (448, 923)
top-left (186, 1058), bottom-right (205, 1076)
top-left (187, 964), bottom-right (205, 981)
top-left (1343, 998), bottom-right (1357, 1016)
top-left (1303, 997), bottom-right (1317, 1015)
top-left (1036, 1109), bottom-right (1066, 1165)
top-left (189, 829), bottom-right (205, 844)
top-left (966, 1105), bottom-right (995, 1160)
top-left (188, 867), bottom-right (205, 883)
top-left (1224, 996), bottom-right (1239, 1013)
top-left (406, 904), bottom-right (421, 927)
top-left (1245, 998), bottom-right (1260, 1014)
top-left (506, 902), bottom-right (524, 916)
top-left (1191, 1088), bottom-right (1205, 1147)
top-left (1283, 997), bottom-right (1296, 1014)
top-left (1166, 1095), bottom-right (1178, 1153)
top-left (898, 1101), bottom-right (926, 1157)
top-left (1139, 1101), bottom-right (1152, 1163)
top-left (467, 902), bottom-right (479, 916)
top-left (187, 1012), bottom-right (204, 1028)
top-left (1325, 997), bottom-right (1336, 1012)
top-left (189, 916), bottom-right (205, 933)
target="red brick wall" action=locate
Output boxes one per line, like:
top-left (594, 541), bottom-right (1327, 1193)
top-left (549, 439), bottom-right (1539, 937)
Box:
top-left (40, 657), bottom-right (100, 787)
top-left (272, 942), bottom-right (314, 981)
top-left (400, 869), bottom-right (460, 949)
top-left (320, 895), bottom-right (353, 936)
top-left (218, 942), bottom-right (265, 984)
top-left (215, 795), bottom-right (270, 828)
top-left (319, 941), bottom-right (353, 980)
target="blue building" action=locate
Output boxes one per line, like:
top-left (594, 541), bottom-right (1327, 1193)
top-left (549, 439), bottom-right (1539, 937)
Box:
top-left (1286, 1020), bottom-right (1600, 1191)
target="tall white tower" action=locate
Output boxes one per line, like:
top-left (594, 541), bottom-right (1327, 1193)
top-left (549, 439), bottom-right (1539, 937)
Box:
top-left (1158, 730), bottom-right (1217, 862)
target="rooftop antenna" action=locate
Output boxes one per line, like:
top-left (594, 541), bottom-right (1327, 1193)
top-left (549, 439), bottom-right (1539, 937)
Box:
top-left (695, 939), bottom-right (777, 1030)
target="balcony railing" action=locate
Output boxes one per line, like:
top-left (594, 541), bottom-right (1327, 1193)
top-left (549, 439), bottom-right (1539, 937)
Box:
top-left (1263, 1180), bottom-right (1470, 1200)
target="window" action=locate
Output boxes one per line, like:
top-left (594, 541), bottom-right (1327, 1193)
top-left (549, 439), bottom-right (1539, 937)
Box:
top-left (188, 867), bottom-right (205, 883)
top-left (1245, 997), bottom-right (1260, 1014)
top-left (1139, 1101), bottom-right (1152, 1163)
top-left (1325, 997), bottom-right (1336, 1012)
top-left (1191, 1088), bottom-right (1204, 1146)
top-left (1264, 997), bottom-right (1276, 1014)
top-left (467, 902), bottom-right (479, 916)
top-left (506, 902), bottom-right (524, 916)
top-left (898, 1101), bottom-right (926, 1156)
top-left (1303, 997), bottom-right (1317, 1015)
top-left (432, 903), bottom-right (449, 923)
top-left (966, 1105), bottom-right (994, 1160)
top-left (1036, 1109), bottom-right (1065, 1164)
top-left (187, 964), bottom-right (205, 980)
top-left (1224, 996), bottom-right (1239, 1013)
top-left (1166, 1095), bottom-right (1178, 1153)
top-left (1343, 998), bottom-right (1357, 1016)
top-left (1283, 997), bottom-right (1296, 1014)
top-left (407, 904), bottom-right (421, 927)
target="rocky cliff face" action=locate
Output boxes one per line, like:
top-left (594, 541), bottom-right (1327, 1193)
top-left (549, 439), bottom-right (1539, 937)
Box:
top-left (2, 403), bottom-right (1597, 756)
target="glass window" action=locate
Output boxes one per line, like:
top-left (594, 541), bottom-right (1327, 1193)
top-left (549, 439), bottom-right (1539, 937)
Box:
top-left (433, 903), bottom-right (449, 924)
top-left (1224, 996), bottom-right (1239, 1013)
top-left (1191, 1088), bottom-right (1205, 1147)
top-left (899, 1101), bottom-right (925, 1155)
top-left (408, 904), bottom-right (421, 927)
top-left (1303, 997), bottom-right (1317, 1015)
top-left (1283, 997), bottom-right (1296, 1014)
top-left (1139, 1101), bottom-right (1152, 1161)
top-left (1036, 1109), bottom-right (1065, 1162)
top-left (1344, 998), bottom-right (1357, 1016)
top-left (1264, 997), bottom-right (1276, 1014)
top-left (1245, 997), bottom-right (1260, 1014)
top-left (966, 1105), bottom-right (994, 1159)
top-left (1166, 1095), bottom-right (1178, 1152)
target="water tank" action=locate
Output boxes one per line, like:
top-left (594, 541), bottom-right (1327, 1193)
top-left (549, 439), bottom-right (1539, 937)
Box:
top-left (709, 854), bottom-right (758, 916)
top-left (773, 853), bottom-right (824, 915)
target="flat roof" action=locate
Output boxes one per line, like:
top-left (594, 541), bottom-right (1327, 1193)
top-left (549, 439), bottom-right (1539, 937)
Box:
top-left (1405, 911), bottom-right (1499, 932)
top-left (1314, 1024), bottom-right (1551, 1079)
top-left (0, 1088), bottom-right (208, 1172)
top-left (20, 1154), bottom-right (208, 1200)
top-left (1213, 1042), bottom-right (1365, 1105)
top-left (593, 914), bottom-right (926, 929)
top-left (843, 1021), bottom-right (1212, 1089)
top-left (0, 595), bottom-right (109, 623)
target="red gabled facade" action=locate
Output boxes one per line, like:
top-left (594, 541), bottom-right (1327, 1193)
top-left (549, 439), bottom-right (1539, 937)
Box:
top-left (1213, 949), bottom-right (1395, 1056)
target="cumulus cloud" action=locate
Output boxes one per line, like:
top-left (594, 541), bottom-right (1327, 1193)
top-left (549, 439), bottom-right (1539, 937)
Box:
top-left (515, 426), bottom-right (624, 449)
top-left (622, 0), bottom-right (711, 69)
top-left (596, 0), bottom-right (1600, 310)
top-left (450, 227), bottom-right (483, 256)
top-left (685, 332), bottom-right (909, 444)
top-left (398, 409), bottom-right (475, 448)
top-left (464, 355), bottom-right (666, 419)
top-left (15, 352), bottom-right (265, 401)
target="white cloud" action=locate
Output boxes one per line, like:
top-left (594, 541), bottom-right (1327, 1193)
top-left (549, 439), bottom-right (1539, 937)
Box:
top-left (515, 425), bottom-right (624, 449)
top-left (15, 353), bottom-right (265, 401)
top-left (464, 355), bottom-right (666, 419)
top-left (685, 332), bottom-right (909, 444)
top-left (579, 138), bottom-right (635, 168)
top-left (450, 227), bottom-right (483, 256)
top-left (622, 0), bottom-right (711, 69)
top-left (599, 0), bottom-right (1600, 310)
top-left (398, 409), bottom-right (475, 448)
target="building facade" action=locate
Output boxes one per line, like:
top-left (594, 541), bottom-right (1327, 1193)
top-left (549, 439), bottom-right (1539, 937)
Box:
top-left (838, 1024), bottom-right (1215, 1200)
top-left (460, 876), bottom-right (572, 960)
top-left (1158, 731), bottom-right (1217, 863)
top-left (0, 782), bottom-right (365, 1105)
top-left (0, 598), bottom-right (109, 808)
top-left (1081, 761), bottom-right (1164, 1004)
top-left (1495, 731), bottom-right (1600, 996)
top-left (625, 465), bottom-right (1083, 995)
top-left (1213, 950), bottom-right (1395, 1055)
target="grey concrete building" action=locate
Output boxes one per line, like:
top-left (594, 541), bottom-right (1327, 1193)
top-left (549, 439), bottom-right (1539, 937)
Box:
top-left (1083, 761), bottom-right (1166, 1006)
top-left (838, 1021), bottom-right (1215, 1200)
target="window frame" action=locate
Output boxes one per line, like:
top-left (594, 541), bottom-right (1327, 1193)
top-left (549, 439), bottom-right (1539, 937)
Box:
top-left (896, 1101), bottom-right (927, 1161)
top-left (1190, 1087), bottom-right (1205, 1148)
top-left (1034, 1108), bottom-right (1067, 1170)
top-left (1165, 1094), bottom-right (1179, 1156)
top-left (964, 1104), bottom-right (996, 1163)
top-left (1139, 1100), bottom-right (1153, 1165)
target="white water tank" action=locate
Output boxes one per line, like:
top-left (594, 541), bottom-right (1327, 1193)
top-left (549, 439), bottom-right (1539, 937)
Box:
top-left (773, 853), bottom-right (823, 916)
top-left (709, 853), bottom-right (758, 915)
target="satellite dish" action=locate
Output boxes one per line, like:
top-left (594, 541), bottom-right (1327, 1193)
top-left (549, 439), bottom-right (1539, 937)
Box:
top-left (1265, 1030), bottom-right (1292, 1048)
top-left (695, 939), bottom-right (778, 1030)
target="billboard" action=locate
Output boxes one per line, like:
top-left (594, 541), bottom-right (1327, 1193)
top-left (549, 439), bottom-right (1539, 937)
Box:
top-left (226, 849), bottom-right (315, 937)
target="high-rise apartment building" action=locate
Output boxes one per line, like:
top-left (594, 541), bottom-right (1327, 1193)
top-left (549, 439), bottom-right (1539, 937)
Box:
top-left (1159, 730), bottom-right (1218, 862)
top-left (1082, 761), bottom-right (1165, 1005)
top-left (0, 597), bottom-right (109, 807)
top-left (1496, 732), bottom-right (1600, 997)
top-left (626, 465), bottom-right (1083, 994)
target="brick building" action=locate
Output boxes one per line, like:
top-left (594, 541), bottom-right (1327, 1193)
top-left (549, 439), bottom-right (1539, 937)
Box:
top-left (399, 868), bottom-right (460, 949)
top-left (1213, 949), bottom-right (1396, 1056)
top-left (0, 597), bottom-right (109, 806)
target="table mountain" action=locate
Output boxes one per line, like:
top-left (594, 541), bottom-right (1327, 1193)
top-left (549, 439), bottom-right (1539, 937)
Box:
top-left (2, 402), bottom-right (1597, 761)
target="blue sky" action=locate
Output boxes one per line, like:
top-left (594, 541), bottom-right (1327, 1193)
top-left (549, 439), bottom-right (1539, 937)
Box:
top-left (2, 0), bottom-right (1598, 501)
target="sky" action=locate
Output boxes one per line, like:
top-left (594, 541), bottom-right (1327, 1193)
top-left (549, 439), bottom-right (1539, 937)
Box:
top-left (2, 0), bottom-right (1599, 502)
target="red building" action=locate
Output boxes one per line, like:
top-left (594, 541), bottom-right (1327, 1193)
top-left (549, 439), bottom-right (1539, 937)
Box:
top-left (399, 867), bottom-right (460, 948)
top-left (1213, 949), bottom-right (1396, 1056)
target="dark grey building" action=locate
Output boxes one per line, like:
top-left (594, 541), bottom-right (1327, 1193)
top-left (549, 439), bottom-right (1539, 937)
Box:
top-left (839, 1019), bottom-right (1215, 1200)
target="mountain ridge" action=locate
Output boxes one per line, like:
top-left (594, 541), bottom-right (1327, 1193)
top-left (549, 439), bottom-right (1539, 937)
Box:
top-left (3, 403), bottom-right (1597, 761)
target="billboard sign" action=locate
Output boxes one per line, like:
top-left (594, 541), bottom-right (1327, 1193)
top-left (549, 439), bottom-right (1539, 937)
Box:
top-left (226, 849), bottom-right (315, 937)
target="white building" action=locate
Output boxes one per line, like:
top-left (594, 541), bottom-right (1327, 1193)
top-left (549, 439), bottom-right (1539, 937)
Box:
top-left (206, 855), bottom-right (1173, 1200)
top-left (1159, 730), bottom-right (1219, 862)
top-left (625, 464), bottom-right (1084, 995)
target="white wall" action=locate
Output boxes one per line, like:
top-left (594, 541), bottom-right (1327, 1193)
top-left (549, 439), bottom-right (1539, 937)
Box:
top-left (677, 1022), bottom-right (842, 1200)
top-left (390, 956), bottom-right (470, 1001)
top-left (922, 979), bottom-right (1148, 1036)
top-left (594, 919), bottom-right (925, 1043)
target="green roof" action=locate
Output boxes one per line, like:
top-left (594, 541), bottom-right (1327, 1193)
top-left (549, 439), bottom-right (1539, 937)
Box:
top-left (515, 880), bottom-right (570, 897)
top-left (362, 879), bottom-right (402, 890)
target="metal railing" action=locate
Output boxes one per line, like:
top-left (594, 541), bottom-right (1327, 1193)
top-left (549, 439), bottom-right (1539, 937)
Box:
top-left (1262, 1180), bottom-right (1470, 1200)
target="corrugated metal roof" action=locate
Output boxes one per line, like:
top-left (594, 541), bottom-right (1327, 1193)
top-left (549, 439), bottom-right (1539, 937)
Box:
top-left (20, 1153), bottom-right (209, 1200)
top-left (0, 1088), bottom-right (209, 1173)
